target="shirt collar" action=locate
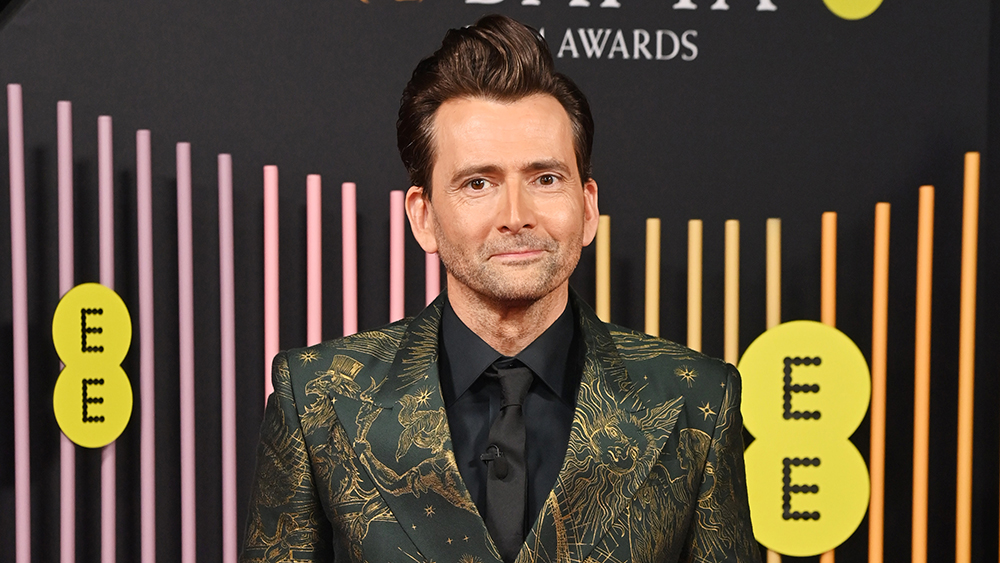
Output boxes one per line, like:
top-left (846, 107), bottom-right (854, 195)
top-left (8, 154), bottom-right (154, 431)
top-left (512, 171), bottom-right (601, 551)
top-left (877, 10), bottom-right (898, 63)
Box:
top-left (440, 296), bottom-right (576, 406)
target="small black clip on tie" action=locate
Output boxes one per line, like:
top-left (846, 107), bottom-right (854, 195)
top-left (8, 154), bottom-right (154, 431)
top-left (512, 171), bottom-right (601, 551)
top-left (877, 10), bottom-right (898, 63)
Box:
top-left (480, 444), bottom-right (508, 478)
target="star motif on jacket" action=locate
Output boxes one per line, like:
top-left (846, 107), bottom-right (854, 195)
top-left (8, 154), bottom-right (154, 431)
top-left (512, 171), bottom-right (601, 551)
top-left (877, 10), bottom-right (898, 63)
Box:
top-left (698, 402), bottom-right (716, 420)
top-left (424, 505), bottom-right (435, 517)
top-left (446, 538), bottom-right (453, 545)
top-left (298, 350), bottom-right (319, 364)
top-left (415, 388), bottom-right (433, 407)
top-left (675, 366), bottom-right (697, 387)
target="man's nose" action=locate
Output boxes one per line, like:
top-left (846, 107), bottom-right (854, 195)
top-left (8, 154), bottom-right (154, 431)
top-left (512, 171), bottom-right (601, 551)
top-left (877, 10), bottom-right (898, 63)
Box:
top-left (497, 182), bottom-right (536, 233)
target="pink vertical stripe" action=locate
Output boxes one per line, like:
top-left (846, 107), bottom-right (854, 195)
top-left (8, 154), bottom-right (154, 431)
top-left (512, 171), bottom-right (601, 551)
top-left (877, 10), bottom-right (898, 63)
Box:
top-left (389, 190), bottom-right (405, 322)
top-left (57, 103), bottom-right (75, 294)
top-left (8, 83), bottom-right (30, 563)
top-left (136, 130), bottom-right (156, 563)
top-left (342, 182), bottom-right (358, 335)
top-left (99, 116), bottom-right (114, 287)
top-left (218, 155), bottom-right (238, 563)
top-left (57, 100), bottom-right (76, 563)
top-left (425, 253), bottom-right (440, 306)
top-left (307, 174), bottom-right (322, 345)
top-left (177, 143), bottom-right (197, 563)
top-left (101, 445), bottom-right (116, 563)
top-left (263, 166), bottom-right (279, 401)
top-left (97, 114), bottom-right (116, 563)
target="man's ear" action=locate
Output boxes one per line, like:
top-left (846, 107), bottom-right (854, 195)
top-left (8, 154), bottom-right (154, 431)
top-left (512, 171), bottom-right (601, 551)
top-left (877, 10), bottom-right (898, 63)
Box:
top-left (582, 179), bottom-right (599, 246)
top-left (405, 186), bottom-right (439, 254)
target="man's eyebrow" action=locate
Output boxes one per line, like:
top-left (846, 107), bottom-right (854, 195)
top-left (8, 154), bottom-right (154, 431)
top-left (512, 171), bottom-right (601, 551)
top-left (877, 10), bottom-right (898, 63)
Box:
top-left (449, 164), bottom-right (503, 185)
top-left (522, 159), bottom-right (572, 175)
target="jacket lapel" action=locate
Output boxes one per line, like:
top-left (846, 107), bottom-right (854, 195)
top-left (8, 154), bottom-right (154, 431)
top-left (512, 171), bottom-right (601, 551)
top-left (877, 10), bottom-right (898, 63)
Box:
top-left (522, 294), bottom-right (683, 563)
top-left (330, 296), bottom-right (501, 563)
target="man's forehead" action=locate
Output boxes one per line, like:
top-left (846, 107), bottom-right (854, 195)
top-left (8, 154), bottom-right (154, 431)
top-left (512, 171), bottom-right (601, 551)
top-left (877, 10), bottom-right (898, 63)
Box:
top-left (433, 93), bottom-right (570, 123)
top-left (430, 95), bottom-right (576, 164)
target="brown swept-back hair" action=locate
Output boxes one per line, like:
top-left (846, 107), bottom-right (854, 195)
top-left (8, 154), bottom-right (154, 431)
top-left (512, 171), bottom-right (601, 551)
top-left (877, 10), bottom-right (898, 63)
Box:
top-left (396, 14), bottom-right (594, 195)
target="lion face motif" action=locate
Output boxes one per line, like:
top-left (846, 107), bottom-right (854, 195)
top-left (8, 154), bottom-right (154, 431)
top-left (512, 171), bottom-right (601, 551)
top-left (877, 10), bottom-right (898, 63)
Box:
top-left (593, 416), bottom-right (644, 474)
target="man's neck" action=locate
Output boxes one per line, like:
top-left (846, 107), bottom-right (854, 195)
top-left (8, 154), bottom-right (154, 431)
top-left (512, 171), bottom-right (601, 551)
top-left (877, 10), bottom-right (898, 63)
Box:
top-left (446, 280), bottom-right (570, 357)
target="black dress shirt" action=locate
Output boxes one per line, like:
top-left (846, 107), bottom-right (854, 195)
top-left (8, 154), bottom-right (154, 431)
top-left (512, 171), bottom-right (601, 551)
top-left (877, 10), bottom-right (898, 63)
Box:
top-left (439, 298), bottom-right (581, 534)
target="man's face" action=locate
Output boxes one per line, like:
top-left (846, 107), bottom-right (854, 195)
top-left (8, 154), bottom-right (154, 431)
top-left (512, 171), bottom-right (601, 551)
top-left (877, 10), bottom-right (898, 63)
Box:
top-left (406, 94), bottom-right (599, 306)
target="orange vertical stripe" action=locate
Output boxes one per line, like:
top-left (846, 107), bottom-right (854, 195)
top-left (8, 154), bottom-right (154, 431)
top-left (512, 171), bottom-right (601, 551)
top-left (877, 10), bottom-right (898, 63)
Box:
top-left (955, 153), bottom-right (979, 563)
top-left (820, 212), bottom-right (837, 563)
top-left (645, 218), bottom-right (661, 337)
top-left (870, 202), bottom-right (891, 563)
top-left (687, 220), bottom-right (703, 352)
top-left (821, 212), bottom-right (837, 327)
top-left (724, 220), bottom-right (740, 365)
top-left (596, 215), bottom-right (611, 322)
top-left (911, 189), bottom-right (933, 563)
top-left (765, 218), bottom-right (781, 563)
top-left (766, 219), bottom-right (781, 330)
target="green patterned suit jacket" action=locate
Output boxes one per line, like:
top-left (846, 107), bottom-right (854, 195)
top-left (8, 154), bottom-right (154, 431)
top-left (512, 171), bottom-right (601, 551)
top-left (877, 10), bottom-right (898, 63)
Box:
top-left (241, 293), bottom-right (760, 563)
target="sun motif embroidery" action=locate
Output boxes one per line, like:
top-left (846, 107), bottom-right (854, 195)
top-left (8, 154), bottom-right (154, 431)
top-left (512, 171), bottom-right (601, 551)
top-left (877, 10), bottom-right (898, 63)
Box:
top-left (424, 505), bottom-right (435, 517)
top-left (675, 366), bottom-right (697, 387)
top-left (414, 387), bottom-right (433, 407)
top-left (298, 350), bottom-right (319, 364)
top-left (698, 402), bottom-right (716, 420)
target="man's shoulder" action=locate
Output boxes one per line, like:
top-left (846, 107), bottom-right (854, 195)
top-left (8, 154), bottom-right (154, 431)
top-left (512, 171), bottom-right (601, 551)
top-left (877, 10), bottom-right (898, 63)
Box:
top-left (604, 323), bottom-right (734, 401)
top-left (281, 318), bottom-right (412, 386)
top-left (605, 323), bottom-right (727, 371)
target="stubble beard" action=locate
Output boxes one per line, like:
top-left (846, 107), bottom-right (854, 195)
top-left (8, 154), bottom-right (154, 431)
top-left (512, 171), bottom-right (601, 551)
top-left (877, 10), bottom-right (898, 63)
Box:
top-left (435, 224), bottom-right (582, 307)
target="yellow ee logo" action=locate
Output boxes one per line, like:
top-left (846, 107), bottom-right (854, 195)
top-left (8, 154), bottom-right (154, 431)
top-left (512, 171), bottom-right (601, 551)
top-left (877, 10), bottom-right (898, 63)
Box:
top-left (737, 320), bottom-right (871, 557)
top-left (823, 0), bottom-right (882, 20)
top-left (52, 283), bottom-right (133, 448)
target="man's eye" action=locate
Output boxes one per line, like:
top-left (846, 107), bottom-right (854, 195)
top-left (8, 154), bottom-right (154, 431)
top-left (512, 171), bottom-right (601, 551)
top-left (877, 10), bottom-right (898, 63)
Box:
top-left (538, 174), bottom-right (556, 185)
top-left (468, 178), bottom-right (487, 190)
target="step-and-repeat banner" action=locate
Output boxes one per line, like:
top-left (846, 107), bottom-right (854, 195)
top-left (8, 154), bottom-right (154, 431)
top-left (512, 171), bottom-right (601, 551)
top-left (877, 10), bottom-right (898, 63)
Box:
top-left (0, 0), bottom-right (996, 562)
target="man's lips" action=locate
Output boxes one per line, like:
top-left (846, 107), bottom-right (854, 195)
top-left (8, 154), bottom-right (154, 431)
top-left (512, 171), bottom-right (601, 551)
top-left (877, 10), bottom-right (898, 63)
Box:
top-left (490, 248), bottom-right (545, 260)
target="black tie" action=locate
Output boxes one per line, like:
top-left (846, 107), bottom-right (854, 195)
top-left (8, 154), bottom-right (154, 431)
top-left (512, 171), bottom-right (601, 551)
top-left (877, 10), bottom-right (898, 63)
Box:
top-left (481, 360), bottom-right (534, 563)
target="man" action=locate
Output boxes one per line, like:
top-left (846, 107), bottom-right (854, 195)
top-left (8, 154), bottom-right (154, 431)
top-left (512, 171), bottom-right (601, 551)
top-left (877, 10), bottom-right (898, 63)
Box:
top-left (242, 14), bottom-right (759, 563)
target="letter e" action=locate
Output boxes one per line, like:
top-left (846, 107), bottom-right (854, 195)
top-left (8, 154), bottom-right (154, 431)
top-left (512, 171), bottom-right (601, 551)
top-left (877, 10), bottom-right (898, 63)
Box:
top-left (783, 357), bottom-right (821, 420)
top-left (82, 378), bottom-right (106, 423)
top-left (782, 457), bottom-right (820, 520)
top-left (81, 308), bottom-right (105, 353)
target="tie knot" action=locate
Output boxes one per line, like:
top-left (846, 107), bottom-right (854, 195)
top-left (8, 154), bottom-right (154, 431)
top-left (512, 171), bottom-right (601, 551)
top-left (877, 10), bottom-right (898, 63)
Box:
top-left (488, 359), bottom-right (534, 407)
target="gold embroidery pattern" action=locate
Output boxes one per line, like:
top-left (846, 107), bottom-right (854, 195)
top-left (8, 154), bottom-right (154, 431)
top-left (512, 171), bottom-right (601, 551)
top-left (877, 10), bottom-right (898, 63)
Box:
top-left (327, 324), bottom-right (405, 363)
top-left (351, 391), bottom-right (478, 516)
top-left (242, 355), bottom-right (335, 562)
top-left (241, 296), bottom-right (759, 563)
top-left (395, 303), bottom-right (442, 389)
top-left (535, 336), bottom-right (684, 562)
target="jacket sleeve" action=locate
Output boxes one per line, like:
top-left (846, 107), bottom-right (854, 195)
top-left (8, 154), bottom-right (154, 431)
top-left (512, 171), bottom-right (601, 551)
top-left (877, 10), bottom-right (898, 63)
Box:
top-left (240, 352), bottom-right (335, 563)
top-left (682, 365), bottom-right (763, 563)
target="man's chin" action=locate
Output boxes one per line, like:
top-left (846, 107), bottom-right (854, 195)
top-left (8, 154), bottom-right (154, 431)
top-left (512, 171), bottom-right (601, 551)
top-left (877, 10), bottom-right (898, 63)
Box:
top-left (473, 279), bottom-right (566, 306)
top-left (444, 259), bottom-right (572, 306)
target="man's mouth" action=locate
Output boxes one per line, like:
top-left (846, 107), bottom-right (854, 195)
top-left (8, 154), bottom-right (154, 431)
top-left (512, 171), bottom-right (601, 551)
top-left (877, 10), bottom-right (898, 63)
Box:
top-left (485, 235), bottom-right (557, 261)
top-left (491, 248), bottom-right (545, 260)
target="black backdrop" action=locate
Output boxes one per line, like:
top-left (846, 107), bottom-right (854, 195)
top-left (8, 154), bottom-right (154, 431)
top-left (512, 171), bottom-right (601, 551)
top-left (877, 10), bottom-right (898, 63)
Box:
top-left (0, 0), bottom-right (998, 561)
